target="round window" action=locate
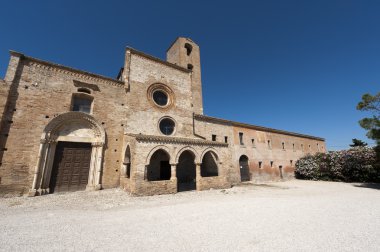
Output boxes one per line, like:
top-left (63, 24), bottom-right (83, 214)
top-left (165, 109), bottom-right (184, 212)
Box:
top-left (153, 90), bottom-right (168, 106)
top-left (159, 118), bottom-right (175, 135)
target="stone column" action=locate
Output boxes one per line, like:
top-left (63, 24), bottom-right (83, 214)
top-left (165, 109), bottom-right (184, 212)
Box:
top-left (86, 144), bottom-right (98, 190)
top-left (94, 142), bottom-right (104, 190)
top-left (29, 139), bottom-right (47, 197)
top-left (170, 163), bottom-right (177, 181)
top-left (195, 162), bottom-right (202, 191)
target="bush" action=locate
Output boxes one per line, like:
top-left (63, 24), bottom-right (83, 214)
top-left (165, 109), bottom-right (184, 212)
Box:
top-left (295, 147), bottom-right (378, 182)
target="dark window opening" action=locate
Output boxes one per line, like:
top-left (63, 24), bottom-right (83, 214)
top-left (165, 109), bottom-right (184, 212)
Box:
top-left (187, 64), bottom-right (193, 70)
top-left (259, 161), bottom-right (262, 169)
top-left (184, 43), bottom-right (193, 56)
top-left (239, 132), bottom-right (244, 145)
top-left (153, 90), bottom-right (168, 106)
top-left (252, 139), bottom-right (255, 147)
top-left (224, 136), bottom-right (228, 143)
top-left (212, 134), bottom-right (216, 141)
top-left (159, 118), bottom-right (175, 135)
top-left (270, 161), bottom-right (273, 167)
top-left (282, 142), bottom-right (285, 150)
top-left (147, 149), bottom-right (171, 181)
top-left (201, 151), bottom-right (219, 177)
top-left (124, 146), bottom-right (131, 178)
top-left (290, 160), bottom-right (293, 166)
top-left (268, 140), bottom-right (271, 149)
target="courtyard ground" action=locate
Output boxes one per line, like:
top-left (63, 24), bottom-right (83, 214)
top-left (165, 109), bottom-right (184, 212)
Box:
top-left (0, 180), bottom-right (379, 252)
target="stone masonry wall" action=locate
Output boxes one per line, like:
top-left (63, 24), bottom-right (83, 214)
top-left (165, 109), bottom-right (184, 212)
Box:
top-left (0, 53), bottom-right (126, 195)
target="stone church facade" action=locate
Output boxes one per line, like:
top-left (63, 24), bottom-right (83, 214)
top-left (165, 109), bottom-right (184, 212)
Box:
top-left (0, 37), bottom-right (325, 196)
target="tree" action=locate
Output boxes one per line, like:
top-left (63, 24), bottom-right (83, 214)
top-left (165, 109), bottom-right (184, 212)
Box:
top-left (356, 92), bottom-right (380, 145)
top-left (350, 138), bottom-right (368, 147)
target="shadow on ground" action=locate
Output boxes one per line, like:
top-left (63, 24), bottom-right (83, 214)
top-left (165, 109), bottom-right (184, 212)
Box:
top-left (353, 183), bottom-right (380, 190)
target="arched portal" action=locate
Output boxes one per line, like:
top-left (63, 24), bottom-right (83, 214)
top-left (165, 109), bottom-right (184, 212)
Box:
top-left (29, 112), bottom-right (105, 196)
top-left (177, 150), bottom-right (196, 192)
top-left (201, 151), bottom-right (219, 177)
top-left (239, 155), bottom-right (250, 182)
top-left (147, 149), bottom-right (171, 181)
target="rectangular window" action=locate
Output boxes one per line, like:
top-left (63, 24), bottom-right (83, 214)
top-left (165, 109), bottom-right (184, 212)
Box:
top-left (224, 136), bottom-right (228, 143)
top-left (252, 139), bottom-right (256, 147)
top-left (268, 140), bottom-right (272, 149)
top-left (282, 142), bottom-right (285, 150)
top-left (270, 161), bottom-right (273, 167)
top-left (212, 134), bottom-right (216, 141)
top-left (239, 132), bottom-right (244, 145)
top-left (290, 160), bottom-right (293, 166)
top-left (259, 161), bottom-right (262, 169)
top-left (72, 94), bottom-right (93, 114)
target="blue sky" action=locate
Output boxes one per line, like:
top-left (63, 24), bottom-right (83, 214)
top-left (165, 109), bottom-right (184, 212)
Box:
top-left (0, 0), bottom-right (378, 150)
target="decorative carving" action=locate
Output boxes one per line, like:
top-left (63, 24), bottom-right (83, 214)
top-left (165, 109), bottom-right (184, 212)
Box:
top-left (43, 112), bottom-right (106, 143)
top-left (127, 133), bottom-right (228, 147)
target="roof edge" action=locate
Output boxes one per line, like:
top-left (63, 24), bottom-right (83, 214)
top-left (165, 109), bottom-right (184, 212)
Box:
top-left (195, 114), bottom-right (325, 141)
top-left (126, 47), bottom-right (191, 73)
top-left (9, 50), bottom-right (125, 85)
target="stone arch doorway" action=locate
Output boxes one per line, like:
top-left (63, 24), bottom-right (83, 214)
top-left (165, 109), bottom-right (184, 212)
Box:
top-left (177, 150), bottom-right (196, 192)
top-left (29, 112), bottom-right (105, 196)
top-left (239, 155), bottom-right (250, 182)
top-left (146, 149), bottom-right (171, 181)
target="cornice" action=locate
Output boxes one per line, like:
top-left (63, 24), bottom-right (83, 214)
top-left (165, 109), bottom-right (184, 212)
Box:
top-left (194, 114), bottom-right (325, 141)
top-left (9, 50), bottom-right (125, 87)
top-left (126, 133), bottom-right (228, 147)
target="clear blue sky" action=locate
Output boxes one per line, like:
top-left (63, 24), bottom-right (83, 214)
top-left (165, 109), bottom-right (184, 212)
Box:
top-left (0, 0), bottom-right (378, 150)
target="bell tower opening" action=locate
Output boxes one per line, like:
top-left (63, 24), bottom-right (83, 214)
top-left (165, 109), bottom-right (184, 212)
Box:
top-left (166, 37), bottom-right (203, 115)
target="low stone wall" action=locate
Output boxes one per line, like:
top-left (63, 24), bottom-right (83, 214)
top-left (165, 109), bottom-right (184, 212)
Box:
top-left (198, 176), bottom-right (231, 190)
top-left (132, 179), bottom-right (177, 196)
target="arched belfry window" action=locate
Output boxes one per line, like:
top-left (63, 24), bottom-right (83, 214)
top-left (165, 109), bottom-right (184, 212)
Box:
top-left (184, 43), bottom-right (193, 56)
top-left (71, 93), bottom-right (93, 114)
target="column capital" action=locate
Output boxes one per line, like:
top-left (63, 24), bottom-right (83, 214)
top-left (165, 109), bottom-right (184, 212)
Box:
top-left (170, 163), bottom-right (178, 166)
top-left (92, 141), bottom-right (104, 147)
top-left (195, 162), bottom-right (202, 166)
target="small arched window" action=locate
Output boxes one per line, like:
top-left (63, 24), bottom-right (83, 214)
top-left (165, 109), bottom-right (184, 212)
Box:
top-left (184, 43), bottom-right (193, 56)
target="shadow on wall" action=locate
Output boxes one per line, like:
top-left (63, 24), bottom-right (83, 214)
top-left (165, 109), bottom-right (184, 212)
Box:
top-left (353, 183), bottom-right (380, 190)
top-left (0, 61), bottom-right (23, 165)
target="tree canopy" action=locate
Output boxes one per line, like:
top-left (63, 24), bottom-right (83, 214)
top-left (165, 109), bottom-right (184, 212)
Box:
top-left (357, 92), bottom-right (380, 145)
top-left (350, 138), bottom-right (368, 147)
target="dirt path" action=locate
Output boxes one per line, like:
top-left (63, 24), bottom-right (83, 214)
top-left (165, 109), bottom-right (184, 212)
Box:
top-left (1, 180), bottom-right (379, 251)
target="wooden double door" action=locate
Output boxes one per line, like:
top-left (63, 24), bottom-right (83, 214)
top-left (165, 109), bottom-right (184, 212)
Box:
top-left (49, 142), bottom-right (92, 193)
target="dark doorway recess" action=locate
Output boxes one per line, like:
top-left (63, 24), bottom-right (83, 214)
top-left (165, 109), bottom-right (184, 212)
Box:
top-left (177, 150), bottom-right (196, 192)
top-left (147, 149), bottom-right (171, 181)
top-left (239, 155), bottom-right (250, 182)
top-left (50, 142), bottom-right (92, 193)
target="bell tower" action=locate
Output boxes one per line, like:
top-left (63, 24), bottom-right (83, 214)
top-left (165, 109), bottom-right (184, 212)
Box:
top-left (166, 37), bottom-right (203, 114)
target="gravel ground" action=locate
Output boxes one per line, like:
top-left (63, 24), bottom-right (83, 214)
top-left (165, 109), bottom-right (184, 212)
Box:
top-left (1, 180), bottom-right (379, 252)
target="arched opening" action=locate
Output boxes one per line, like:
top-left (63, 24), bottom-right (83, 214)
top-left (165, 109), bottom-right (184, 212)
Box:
top-left (123, 146), bottom-right (131, 178)
top-left (147, 149), bottom-right (171, 181)
top-left (201, 151), bottom-right (219, 177)
top-left (239, 155), bottom-right (250, 182)
top-left (184, 43), bottom-right (193, 56)
top-left (177, 150), bottom-right (196, 192)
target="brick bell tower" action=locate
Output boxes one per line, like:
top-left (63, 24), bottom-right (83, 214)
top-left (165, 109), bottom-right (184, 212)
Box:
top-left (166, 37), bottom-right (203, 115)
